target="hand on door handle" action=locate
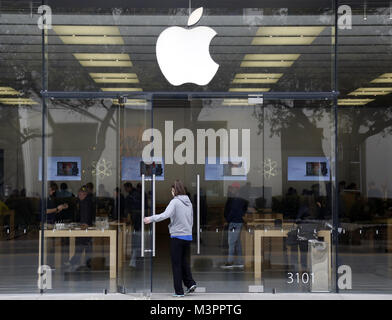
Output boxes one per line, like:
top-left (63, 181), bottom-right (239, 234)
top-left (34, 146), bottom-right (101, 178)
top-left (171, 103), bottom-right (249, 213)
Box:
top-left (144, 217), bottom-right (152, 224)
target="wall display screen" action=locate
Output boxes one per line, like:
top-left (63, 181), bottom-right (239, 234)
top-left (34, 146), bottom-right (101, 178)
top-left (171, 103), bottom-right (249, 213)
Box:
top-left (122, 157), bottom-right (164, 181)
top-left (39, 157), bottom-right (82, 181)
top-left (288, 156), bottom-right (330, 181)
top-left (205, 157), bottom-right (247, 181)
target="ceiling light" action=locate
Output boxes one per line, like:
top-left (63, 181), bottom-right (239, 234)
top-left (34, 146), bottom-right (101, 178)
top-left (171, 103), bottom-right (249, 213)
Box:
top-left (53, 26), bottom-right (124, 45)
top-left (255, 26), bottom-right (325, 36)
top-left (57, 36), bottom-right (124, 45)
top-left (222, 99), bottom-right (264, 106)
top-left (371, 74), bottom-right (392, 83)
top-left (73, 53), bottom-right (130, 60)
top-left (241, 61), bottom-right (294, 67)
top-left (101, 88), bottom-right (143, 92)
top-left (243, 54), bottom-right (300, 61)
top-left (0, 87), bottom-right (19, 95)
top-left (78, 60), bottom-right (132, 67)
top-left (222, 99), bottom-right (254, 106)
top-left (232, 73), bottom-right (282, 84)
top-left (235, 73), bottom-right (283, 79)
top-left (252, 37), bottom-right (317, 45)
top-left (93, 78), bottom-right (139, 83)
top-left (252, 26), bottom-right (325, 46)
top-left (0, 98), bottom-right (37, 105)
top-left (229, 88), bottom-right (270, 92)
top-left (348, 88), bottom-right (392, 96)
top-left (90, 73), bottom-right (137, 79)
top-left (232, 79), bottom-right (278, 84)
top-left (112, 99), bottom-right (147, 106)
top-left (90, 73), bottom-right (139, 84)
top-left (338, 99), bottom-right (374, 106)
top-left (74, 53), bottom-right (132, 67)
top-left (53, 26), bottom-right (121, 35)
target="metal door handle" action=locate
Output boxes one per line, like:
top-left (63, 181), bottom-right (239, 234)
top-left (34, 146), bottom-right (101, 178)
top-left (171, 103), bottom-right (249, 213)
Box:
top-left (141, 174), bottom-right (145, 257)
top-left (152, 174), bottom-right (156, 257)
top-left (197, 174), bottom-right (200, 255)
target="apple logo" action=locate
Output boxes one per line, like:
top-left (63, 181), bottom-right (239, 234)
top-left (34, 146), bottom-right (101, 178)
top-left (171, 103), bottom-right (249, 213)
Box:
top-left (156, 7), bottom-right (219, 86)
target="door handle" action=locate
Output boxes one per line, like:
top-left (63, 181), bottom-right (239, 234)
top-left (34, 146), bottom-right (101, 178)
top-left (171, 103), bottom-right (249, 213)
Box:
top-left (152, 174), bottom-right (156, 257)
top-left (141, 174), bottom-right (145, 257)
top-left (197, 174), bottom-right (200, 255)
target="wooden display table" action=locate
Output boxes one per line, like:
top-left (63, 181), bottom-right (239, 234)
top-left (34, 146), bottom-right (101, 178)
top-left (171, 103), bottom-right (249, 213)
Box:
top-left (243, 218), bottom-right (290, 270)
top-left (39, 229), bottom-right (117, 278)
top-left (253, 227), bottom-right (331, 283)
top-left (109, 222), bottom-right (127, 268)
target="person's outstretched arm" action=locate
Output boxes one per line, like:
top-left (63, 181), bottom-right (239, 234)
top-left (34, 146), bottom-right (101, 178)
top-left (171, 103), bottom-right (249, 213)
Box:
top-left (145, 199), bottom-right (176, 224)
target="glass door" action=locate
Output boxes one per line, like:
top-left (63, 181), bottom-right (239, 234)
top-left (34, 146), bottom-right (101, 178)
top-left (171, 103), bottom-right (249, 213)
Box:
top-left (149, 96), bottom-right (335, 294)
top-left (40, 96), bottom-right (152, 295)
top-left (118, 97), bottom-right (153, 296)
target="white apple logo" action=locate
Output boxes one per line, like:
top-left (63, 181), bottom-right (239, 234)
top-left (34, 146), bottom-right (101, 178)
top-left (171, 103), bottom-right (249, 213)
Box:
top-left (156, 7), bottom-right (219, 86)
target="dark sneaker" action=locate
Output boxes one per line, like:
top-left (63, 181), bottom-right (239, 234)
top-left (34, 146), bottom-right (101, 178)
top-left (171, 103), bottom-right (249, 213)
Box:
top-left (185, 284), bottom-right (197, 295)
top-left (220, 263), bottom-right (234, 269)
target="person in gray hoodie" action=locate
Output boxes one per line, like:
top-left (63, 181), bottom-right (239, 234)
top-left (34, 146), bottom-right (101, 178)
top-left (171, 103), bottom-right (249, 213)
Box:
top-left (144, 180), bottom-right (197, 297)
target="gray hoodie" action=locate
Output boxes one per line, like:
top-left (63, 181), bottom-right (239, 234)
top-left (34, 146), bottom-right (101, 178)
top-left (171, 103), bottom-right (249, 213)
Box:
top-left (149, 195), bottom-right (193, 237)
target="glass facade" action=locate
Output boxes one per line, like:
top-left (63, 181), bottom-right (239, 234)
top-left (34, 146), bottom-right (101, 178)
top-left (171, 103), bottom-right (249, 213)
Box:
top-left (0, 0), bottom-right (391, 295)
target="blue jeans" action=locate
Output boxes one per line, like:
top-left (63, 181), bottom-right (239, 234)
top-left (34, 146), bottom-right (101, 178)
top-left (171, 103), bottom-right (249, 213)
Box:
top-left (227, 222), bottom-right (243, 265)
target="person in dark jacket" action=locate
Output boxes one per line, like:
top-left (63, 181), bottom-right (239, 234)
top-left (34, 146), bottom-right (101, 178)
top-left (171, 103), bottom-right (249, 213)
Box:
top-left (111, 187), bottom-right (125, 221)
top-left (66, 186), bottom-right (95, 271)
top-left (44, 182), bottom-right (68, 224)
top-left (221, 185), bottom-right (248, 269)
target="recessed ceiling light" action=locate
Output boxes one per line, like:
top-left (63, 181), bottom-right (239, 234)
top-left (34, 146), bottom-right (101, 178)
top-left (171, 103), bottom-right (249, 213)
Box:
top-left (229, 88), bottom-right (271, 92)
top-left (101, 88), bottom-right (143, 92)
top-left (53, 26), bottom-right (124, 45)
top-left (348, 88), bottom-right (392, 96)
top-left (371, 74), bottom-right (392, 83)
top-left (112, 99), bottom-right (147, 106)
top-left (93, 78), bottom-right (139, 83)
top-left (241, 61), bottom-right (294, 67)
top-left (90, 73), bottom-right (139, 83)
top-left (222, 99), bottom-right (260, 106)
top-left (235, 73), bottom-right (283, 79)
top-left (232, 73), bottom-right (282, 84)
top-left (252, 26), bottom-right (325, 45)
top-left (74, 53), bottom-right (132, 67)
top-left (53, 26), bottom-right (122, 35)
top-left (90, 73), bottom-right (137, 79)
top-left (252, 37), bottom-right (317, 45)
top-left (79, 60), bottom-right (132, 67)
top-left (0, 98), bottom-right (37, 105)
top-left (58, 36), bottom-right (124, 45)
top-left (0, 87), bottom-right (19, 95)
top-left (232, 79), bottom-right (278, 84)
top-left (255, 26), bottom-right (325, 36)
top-left (74, 53), bottom-right (130, 60)
top-left (338, 99), bottom-right (374, 106)
top-left (243, 54), bottom-right (301, 61)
